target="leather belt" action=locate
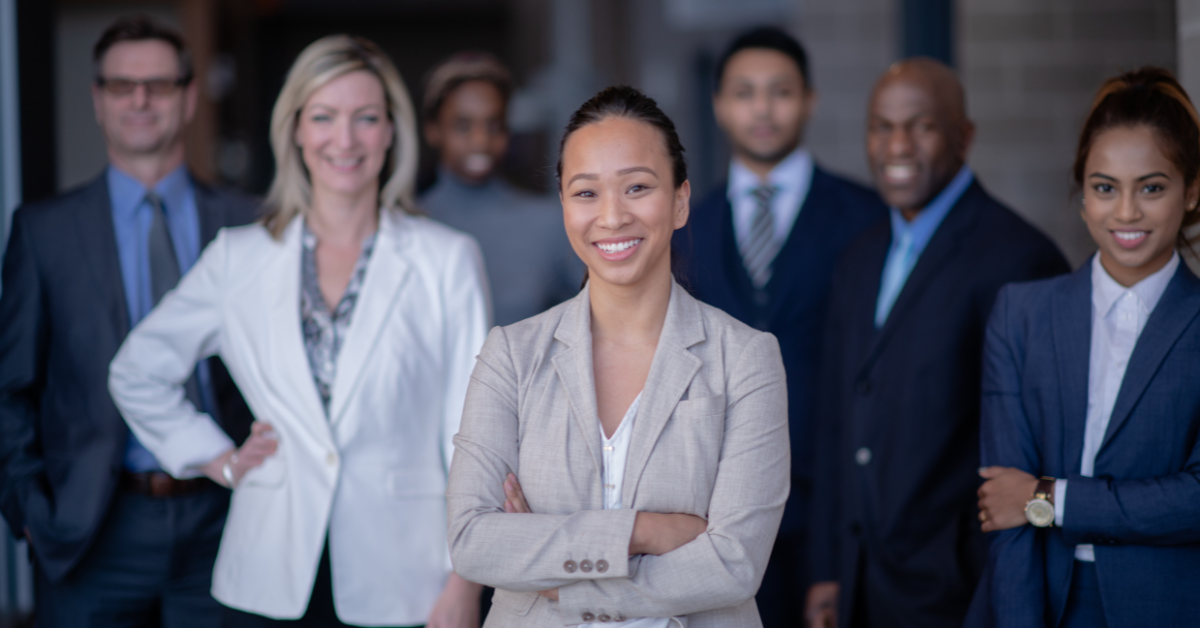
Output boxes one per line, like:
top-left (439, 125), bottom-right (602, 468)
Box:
top-left (120, 471), bottom-right (214, 498)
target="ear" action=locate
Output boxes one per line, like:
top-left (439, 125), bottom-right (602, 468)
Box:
top-left (958, 119), bottom-right (976, 162)
top-left (673, 180), bottom-right (691, 230)
top-left (711, 90), bottom-right (731, 134)
top-left (424, 119), bottom-right (442, 150)
top-left (183, 81), bottom-right (198, 126)
top-left (1187, 178), bottom-right (1200, 212)
top-left (91, 83), bottom-right (104, 126)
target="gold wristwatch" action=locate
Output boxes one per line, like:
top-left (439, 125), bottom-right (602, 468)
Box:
top-left (1024, 477), bottom-right (1056, 527)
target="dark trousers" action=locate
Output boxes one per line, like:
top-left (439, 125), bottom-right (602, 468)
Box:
top-left (34, 484), bottom-right (229, 628)
top-left (1060, 561), bottom-right (1107, 628)
top-left (220, 539), bottom-right (421, 628)
top-left (755, 531), bottom-right (807, 628)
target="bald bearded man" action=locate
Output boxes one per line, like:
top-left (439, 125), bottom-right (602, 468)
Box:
top-left (805, 59), bottom-right (1068, 628)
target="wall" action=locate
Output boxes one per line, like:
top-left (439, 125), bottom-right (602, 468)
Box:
top-left (960, 0), bottom-right (1178, 266)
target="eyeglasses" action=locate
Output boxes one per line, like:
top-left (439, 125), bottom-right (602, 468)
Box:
top-left (96, 76), bottom-right (189, 96)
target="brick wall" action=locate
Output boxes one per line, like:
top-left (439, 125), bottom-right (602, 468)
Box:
top-left (960, 0), bottom-right (1177, 266)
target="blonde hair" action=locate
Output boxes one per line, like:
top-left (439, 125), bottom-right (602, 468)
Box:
top-left (262, 35), bottom-right (419, 239)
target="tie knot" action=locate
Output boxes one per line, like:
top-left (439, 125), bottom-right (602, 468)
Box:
top-left (144, 191), bottom-right (165, 213)
top-left (751, 185), bottom-right (777, 204)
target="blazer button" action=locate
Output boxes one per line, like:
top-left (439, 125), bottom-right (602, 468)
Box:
top-left (855, 447), bottom-right (872, 466)
top-left (580, 559), bottom-right (594, 573)
top-left (596, 559), bottom-right (609, 573)
top-left (849, 522), bottom-right (862, 537)
top-left (564, 560), bottom-right (578, 573)
top-left (614, 614), bottom-right (626, 622)
top-left (598, 614), bottom-right (612, 622)
top-left (582, 612), bottom-right (596, 622)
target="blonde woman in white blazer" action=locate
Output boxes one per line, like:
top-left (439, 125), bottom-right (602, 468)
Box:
top-left (447, 87), bottom-right (789, 627)
top-left (109, 36), bottom-right (488, 628)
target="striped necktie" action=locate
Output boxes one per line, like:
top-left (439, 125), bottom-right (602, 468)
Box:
top-left (739, 185), bottom-right (779, 289)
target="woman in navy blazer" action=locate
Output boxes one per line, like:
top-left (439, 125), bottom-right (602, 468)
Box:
top-left (970, 68), bottom-right (1200, 628)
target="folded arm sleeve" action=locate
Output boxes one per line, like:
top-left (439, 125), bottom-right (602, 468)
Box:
top-left (555, 332), bottom-right (790, 621)
top-left (108, 230), bottom-right (234, 478)
top-left (0, 210), bottom-right (48, 532)
top-left (978, 287), bottom-right (1046, 628)
top-left (1061, 449), bottom-right (1200, 546)
top-left (447, 326), bottom-right (639, 592)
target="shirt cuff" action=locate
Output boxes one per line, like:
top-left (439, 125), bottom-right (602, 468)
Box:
top-left (1054, 479), bottom-right (1067, 528)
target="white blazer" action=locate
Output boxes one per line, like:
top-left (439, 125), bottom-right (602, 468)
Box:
top-left (109, 209), bottom-right (489, 625)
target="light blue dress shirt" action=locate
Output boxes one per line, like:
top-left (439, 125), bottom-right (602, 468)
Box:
top-left (107, 165), bottom-right (213, 471)
top-left (874, 165), bottom-right (974, 327)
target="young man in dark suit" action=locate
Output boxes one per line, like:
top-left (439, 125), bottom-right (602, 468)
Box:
top-left (671, 27), bottom-right (887, 628)
top-left (805, 58), bottom-right (1069, 628)
top-left (0, 17), bottom-right (255, 628)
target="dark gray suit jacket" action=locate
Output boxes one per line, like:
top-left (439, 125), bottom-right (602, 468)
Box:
top-left (0, 172), bottom-right (257, 581)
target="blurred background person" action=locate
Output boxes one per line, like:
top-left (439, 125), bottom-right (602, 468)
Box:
top-left (448, 85), bottom-right (788, 627)
top-left (0, 15), bottom-right (257, 628)
top-left (806, 58), bottom-right (1068, 628)
top-left (973, 67), bottom-right (1200, 628)
top-left (420, 51), bottom-right (582, 327)
top-left (671, 27), bottom-right (885, 627)
top-left (108, 35), bottom-right (487, 628)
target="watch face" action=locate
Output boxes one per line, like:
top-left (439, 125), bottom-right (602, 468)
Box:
top-left (1025, 499), bottom-right (1055, 527)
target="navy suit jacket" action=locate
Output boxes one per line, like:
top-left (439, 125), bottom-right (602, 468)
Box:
top-left (810, 181), bottom-right (1069, 627)
top-left (0, 173), bottom-right (257, 581)
top-left (672, 166), bottom-right (886, 536)
top-left (969, 261), bottom-right (1200, 628)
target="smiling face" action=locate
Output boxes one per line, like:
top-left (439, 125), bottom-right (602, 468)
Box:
top-left (92, 39), bottom-right (195, 160)
top-left (1082, 124), bottom-right (1199, 287)
top-left (560, 116), bottom-right (690, 290)
top-left (425, 80), bottom-right (508, 185)
top-left (714, 48), bottom-right (814, 167)
top-left (867, 65), bottom-right (973, 217)
top-left (294, 70), bottom-right (394, 202)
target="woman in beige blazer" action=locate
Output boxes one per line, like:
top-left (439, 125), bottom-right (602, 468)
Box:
top-left (447, 86), bottom-right (789, 627)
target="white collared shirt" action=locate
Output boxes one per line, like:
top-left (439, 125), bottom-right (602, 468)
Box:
top-left (1055, 252), bottom-right (1179, 561)
top-left (727, 146), bottom-right (815, 249)
top-left (587, 392), bottom-right (673, 628)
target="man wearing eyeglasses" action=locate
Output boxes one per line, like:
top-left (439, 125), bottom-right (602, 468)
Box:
top-left (0, 16), bottom-right (255, 628)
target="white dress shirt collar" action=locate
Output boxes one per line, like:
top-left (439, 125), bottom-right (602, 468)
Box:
top-left (726, 146), bottom-right (815, 248)
top-left (1092, 251), bottom-right (1179, 321)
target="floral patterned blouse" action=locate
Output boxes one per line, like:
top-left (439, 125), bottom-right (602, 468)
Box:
top-left (300, 223), bottom-right (377, 417)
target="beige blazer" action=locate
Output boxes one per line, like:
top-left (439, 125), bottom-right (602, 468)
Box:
top-left (448, 280), bottom-right (789, 627)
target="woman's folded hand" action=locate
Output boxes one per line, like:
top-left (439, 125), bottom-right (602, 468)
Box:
top-left (629, 512), bottom-right (707, 556)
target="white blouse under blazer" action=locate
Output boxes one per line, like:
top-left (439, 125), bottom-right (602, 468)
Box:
top-left (109, 209), bottom-right (489, 625)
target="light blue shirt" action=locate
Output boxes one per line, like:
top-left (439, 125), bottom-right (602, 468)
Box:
top-left (874, 165), bottom-right (974, 327)
top-left (107, 164), bottom-right (212, 471)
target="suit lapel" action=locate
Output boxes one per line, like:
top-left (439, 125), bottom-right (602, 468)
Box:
top-left (1053, 263), bottom-right (1093, 473)
top-left (328, 211), bottom-right (413, 425)
top-left (1100, 265), bottom-right (1200, 452)
top-left (551, 287), bottom-right (604, 478)
top-left (266, 217), bottom-right (334, 444)
top-left (622, 281), bottom-right (704, 506)
top-left (73, 175), bottom-right (130, 340)
top-left (763, 167), bottom-right (833, 322)
top-left (860, 184), bottom-right (980, 369)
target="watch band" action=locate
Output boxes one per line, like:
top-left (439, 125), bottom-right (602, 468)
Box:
top-left (1034, 477), bottom-right (1055, 503)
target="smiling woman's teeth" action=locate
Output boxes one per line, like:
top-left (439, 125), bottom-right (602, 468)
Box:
top-left (1115, 231), bottom-right (1147, 240)
top-left (597, 239), bottom-right (641, 253)
top-left (327, 157), bottom-right (360, 167)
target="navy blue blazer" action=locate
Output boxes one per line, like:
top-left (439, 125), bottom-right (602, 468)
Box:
top-left (672, 166), bottom-right (886, 536)
top-left (810, 181), bottom-right (1069, 627)
top-left (0, 173), bottom-right (257, 581)
top-left (969, 260), bottom-right (1200, 628)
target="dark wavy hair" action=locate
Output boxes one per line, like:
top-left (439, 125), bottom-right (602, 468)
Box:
top-left (1074, 67), bottom-right (1200, 250)
top-left (93, 15), bottom-right (193, 83)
